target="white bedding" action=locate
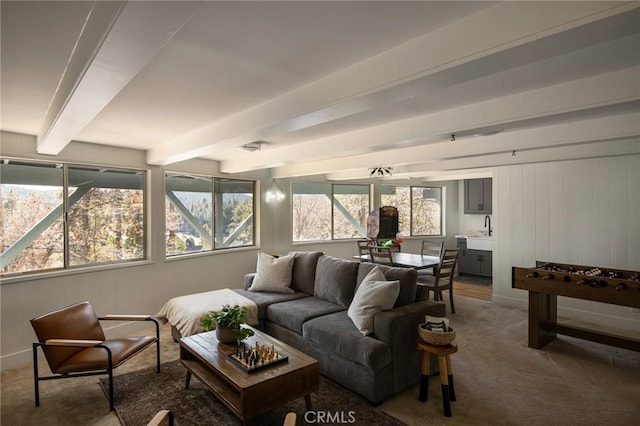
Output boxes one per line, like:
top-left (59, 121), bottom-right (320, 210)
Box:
top-left (156, 288), bottom-right (258, 337)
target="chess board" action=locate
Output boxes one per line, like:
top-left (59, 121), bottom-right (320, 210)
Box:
top-left (227, 342), bottom-right (288, 372)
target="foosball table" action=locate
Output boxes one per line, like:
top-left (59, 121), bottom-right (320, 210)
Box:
top-left (512, 261), bottom-right (640, 352)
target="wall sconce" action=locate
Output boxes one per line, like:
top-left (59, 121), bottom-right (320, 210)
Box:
top-left (265, 180), bottom-right (285, 203)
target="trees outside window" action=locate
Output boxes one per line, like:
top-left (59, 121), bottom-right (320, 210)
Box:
top-left (381, 185), bottom-right (442, 236)
top-left (293, 183), bottom-right (370, 242)
top-left (1, 160), bottom-right (146, 276)
top-left (165, 174), bottom-right (213, 255)
top-left (165, 174), bottom-right (255, 256)
top-left (215, 179), bottom-right (254, 249)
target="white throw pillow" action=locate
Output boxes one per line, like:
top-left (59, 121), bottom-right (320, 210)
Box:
top-left (248, 252), bottom-right (295, 293)
top-left (348, 266), bottom-right (400, 335)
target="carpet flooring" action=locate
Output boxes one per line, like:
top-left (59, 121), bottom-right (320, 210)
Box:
top-left (2, 295), bottom-right (639, 426)
top-left (100, 360), bottom-right (403, 426)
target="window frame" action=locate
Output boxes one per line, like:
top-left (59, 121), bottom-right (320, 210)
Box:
top-left (1, 158), bottom-right (148, 277)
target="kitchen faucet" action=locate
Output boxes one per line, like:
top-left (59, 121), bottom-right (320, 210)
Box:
top-left (484, 215), bottom-right (492, 236)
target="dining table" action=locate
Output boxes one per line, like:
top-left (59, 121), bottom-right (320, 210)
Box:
top-left (355, 252), bottom-right (440, 270)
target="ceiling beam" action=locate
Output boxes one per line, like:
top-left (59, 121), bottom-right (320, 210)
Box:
top-left (37, 1), bottom-right (200, 155)
top-left (396, 138), bottom-right (640, 178)
top-left (279, 112), bottom-right (640, 179)
top-left (146, 1), bottom-right (636, 166)
top-left (225, 67), bottom-right (639, 175)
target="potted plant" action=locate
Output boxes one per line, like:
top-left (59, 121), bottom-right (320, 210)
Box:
top-left (202, 304), bottom-right (255, 344)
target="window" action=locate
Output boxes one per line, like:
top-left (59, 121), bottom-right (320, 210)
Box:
top-left (214, 178), bottom-right (255, 249)
top-left (165, 174), bottom-right (213, 255)
top-left (293, 183), bottom-right (370, 242)
top-left (1, 159), bottom-right (146, 276)
top-left (381, 185), bottom-right (442, 236)
top-left (165, 174), bottom-right (255, 256)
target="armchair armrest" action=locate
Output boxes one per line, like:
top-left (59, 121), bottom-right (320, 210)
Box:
top-left (44, 339), bottom-right (103, 347)
top-left (100, 314), bottom-right (152, 321)
top-left (98, 315), bottom-right (160, 347)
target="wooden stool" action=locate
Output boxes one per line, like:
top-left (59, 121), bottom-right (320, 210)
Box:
top-left (417, 340), bottom-right (458, 417)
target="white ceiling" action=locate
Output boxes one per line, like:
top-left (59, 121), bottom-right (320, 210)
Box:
top-left (1, 1), bottom-right (639, 181)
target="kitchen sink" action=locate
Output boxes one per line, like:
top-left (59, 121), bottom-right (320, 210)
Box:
top-left (466, 236), bottom-right (492, 251)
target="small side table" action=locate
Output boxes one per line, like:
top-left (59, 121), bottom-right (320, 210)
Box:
top-left (417, 339), bottom-right (458, 417)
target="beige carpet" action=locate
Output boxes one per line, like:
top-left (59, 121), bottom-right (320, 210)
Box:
top-left (2, 295), bottom-right (639, 425)
top-left (380, 297), bottom-right (640, 425)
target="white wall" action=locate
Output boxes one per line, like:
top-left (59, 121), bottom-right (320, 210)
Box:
top-left (492, 155), bottom-right (640, 332)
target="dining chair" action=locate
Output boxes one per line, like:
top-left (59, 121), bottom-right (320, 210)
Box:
top-left (418, 248), bottom-right (459, 313)
top-left (357, 239), bottom-right (374, 262)
top-left (368, 246), bottom-right (394, 266)
top-left (418, 238), bottom-right (445, 278)
top-left (30, 300), bottom-right (160, 411)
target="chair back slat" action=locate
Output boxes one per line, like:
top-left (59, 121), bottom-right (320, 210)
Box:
top-left (369, 246), bottom-right (394, 266)
top-left (436, 249), bottom-right (459, 285)
top-left (30, 301), bottom-right (105, 372)
top-left (421, 239), bottom-right (444, 258)
top-left (356, 239), bottom-right (374, 261)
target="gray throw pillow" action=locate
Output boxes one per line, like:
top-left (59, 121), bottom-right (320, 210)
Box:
top-left (348, 266), bottom-right (399, 335)
top-left (248, 252), bottom-right (294, 293)
top-left (313, 255), bottom-right (359, 307)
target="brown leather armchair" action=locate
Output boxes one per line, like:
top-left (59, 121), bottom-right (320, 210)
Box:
top-left (30, 300), bottom-right (160, 410)
top-left (148, 409), bottom-right (174, 426)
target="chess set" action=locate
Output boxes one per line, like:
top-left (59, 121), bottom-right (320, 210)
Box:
top-left (228, 341), bottom-right (288, 372)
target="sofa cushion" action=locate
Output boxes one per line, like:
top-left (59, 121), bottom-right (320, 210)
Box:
top-left (303, 311), bottom-right (392, 370)
top-left (348, 267), bottom-right (399, 335)
top-left (314, 255), bottom-right (359, 307)
top-left (357, 262), bottom-right (417, 307)
top-left (231, 289), bottom-right (309, 320)
top-left (266, 297), bottom-right (345, 334)
top-left (249, 252), bottom-right (294, 293)
top-left (288, 251), bottom-right (323, 295)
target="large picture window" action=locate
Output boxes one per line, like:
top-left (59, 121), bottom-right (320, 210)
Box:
top-left (1, 159), bottom-right (146, 276)
top-left (165, 174), bottom-right (255, 256)
top-left (381, 185), bottom-right (442, 236)
top-left (293, 183), bottom-right (370, 242)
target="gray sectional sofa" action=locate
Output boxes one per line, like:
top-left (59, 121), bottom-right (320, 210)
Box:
top-left (232, 251), bottom-right (445, 404)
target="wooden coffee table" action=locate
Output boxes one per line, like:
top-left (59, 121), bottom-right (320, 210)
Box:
top-left (180, 326), bottom-right (319, 424)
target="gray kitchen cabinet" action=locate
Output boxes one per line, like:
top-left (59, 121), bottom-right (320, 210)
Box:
top-left (464, 178), bottom-right (492, 214)
top-left (456, 238), bottom-right (470, 274)
top-left (457, 238), bottom-right (492, 277)
top-left (468, 249), bottom-right (492, 277)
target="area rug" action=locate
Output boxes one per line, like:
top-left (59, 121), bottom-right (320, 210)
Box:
top-left (100, 360), bottom-right (405, 426)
